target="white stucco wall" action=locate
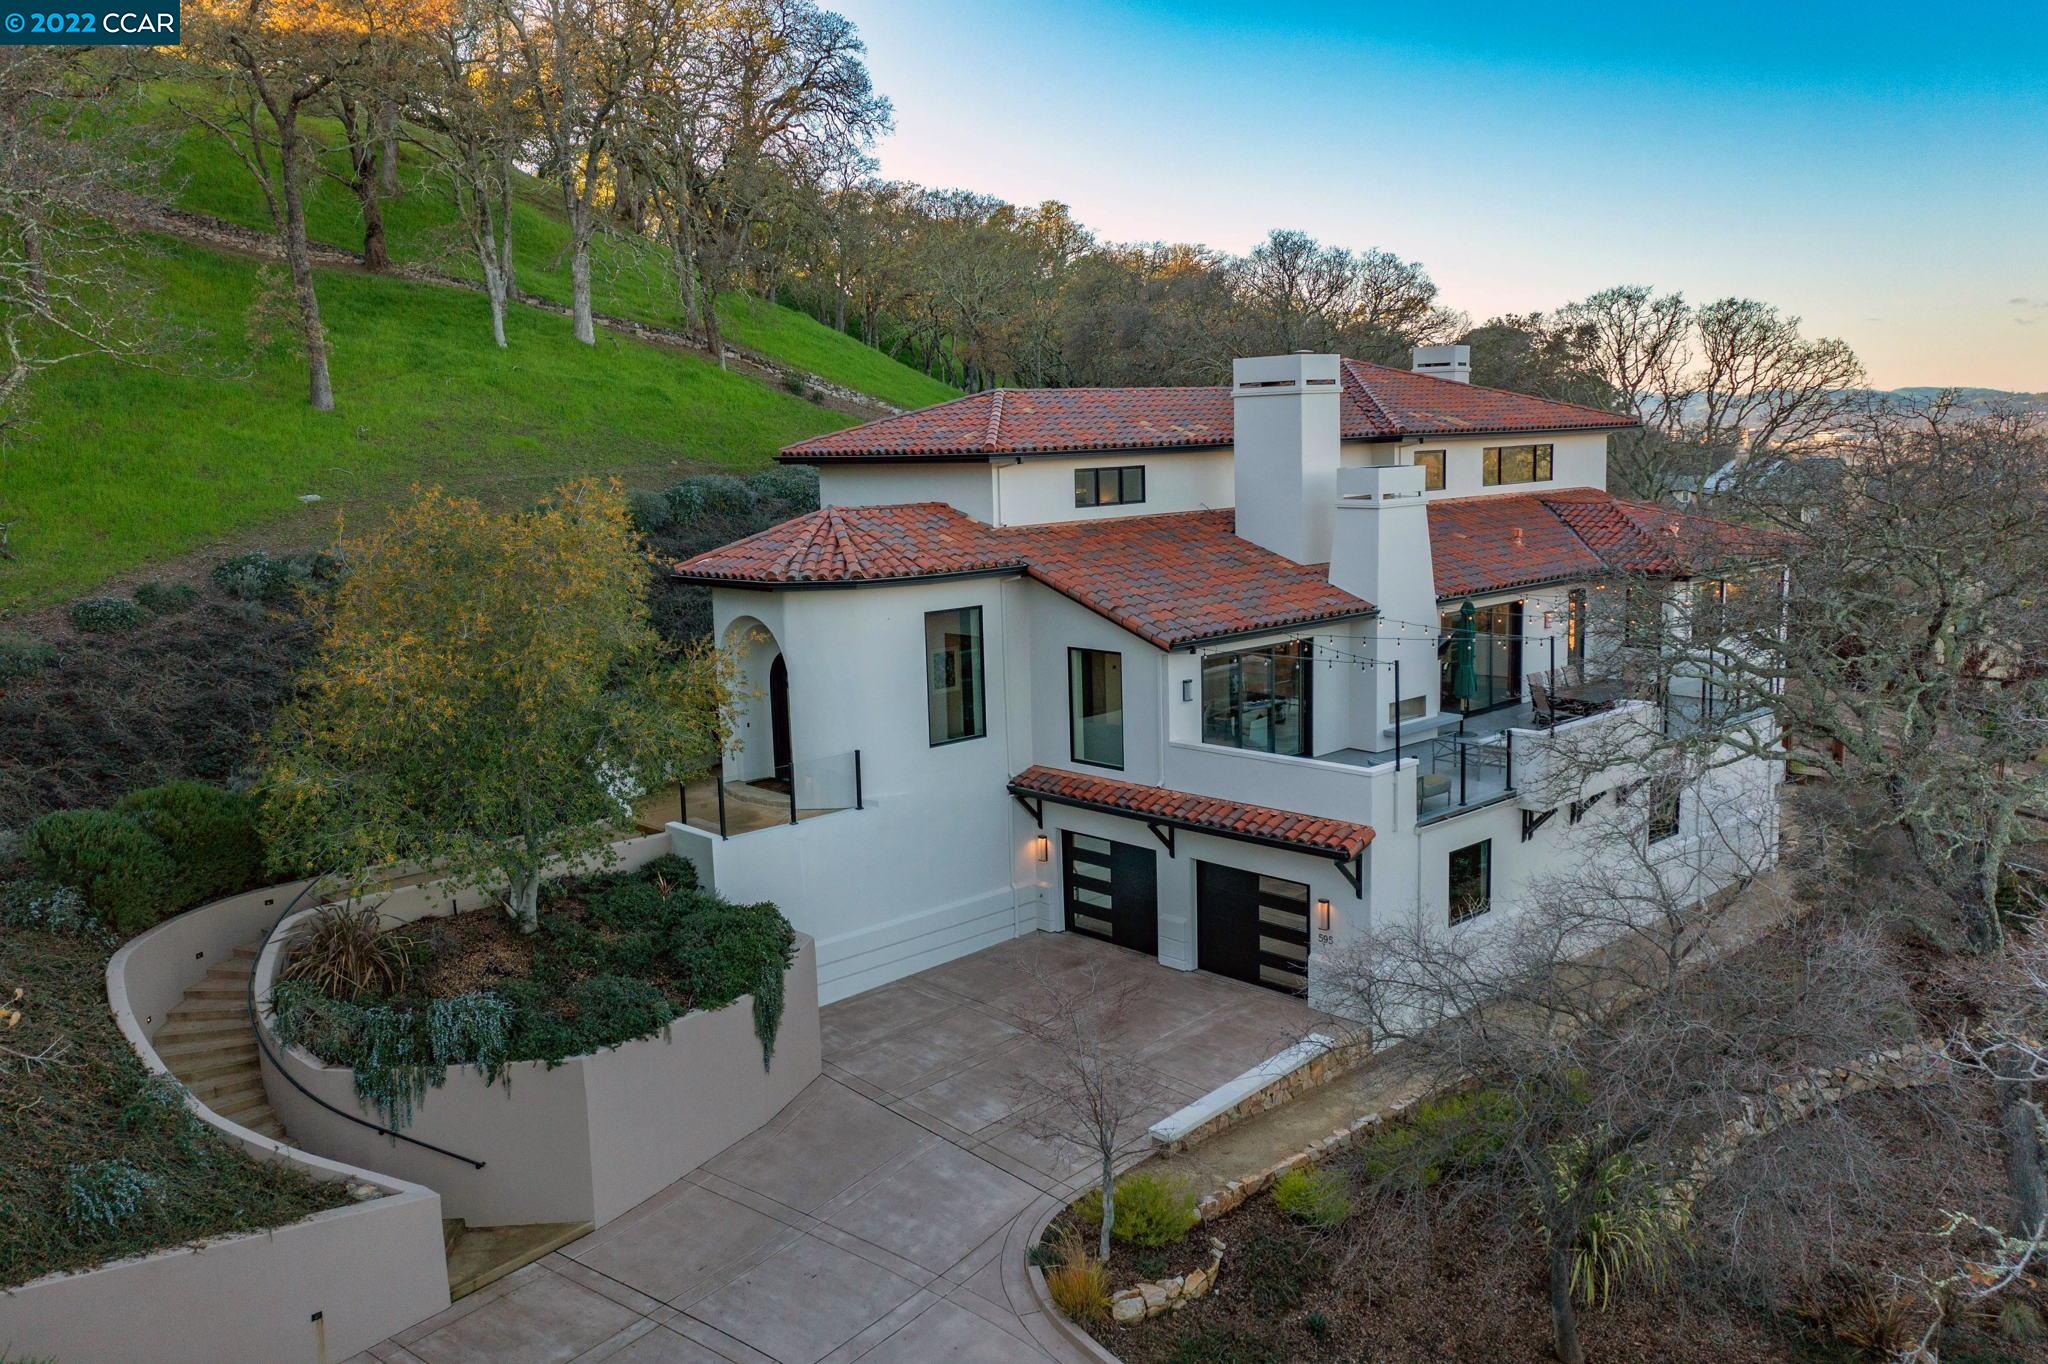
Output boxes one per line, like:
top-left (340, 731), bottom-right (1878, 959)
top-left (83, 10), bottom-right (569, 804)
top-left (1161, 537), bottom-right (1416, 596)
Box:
top-left (990, 449), bottom-right (1234, 526)
top-left (1347, 430), bottom-right (1610, 501)
top-left (815, 461), bottom-right (995, 520)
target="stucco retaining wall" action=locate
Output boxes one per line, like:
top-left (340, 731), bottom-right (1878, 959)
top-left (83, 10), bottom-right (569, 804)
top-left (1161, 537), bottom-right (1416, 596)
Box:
top-left (0, 881), bottom-right (452, 1364)
top-left (258, 883), bottom-right (822, 1228)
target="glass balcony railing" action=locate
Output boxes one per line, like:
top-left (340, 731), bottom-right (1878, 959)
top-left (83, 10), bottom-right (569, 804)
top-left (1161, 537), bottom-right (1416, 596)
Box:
top-left (675, 750), bottom-right (864, 838)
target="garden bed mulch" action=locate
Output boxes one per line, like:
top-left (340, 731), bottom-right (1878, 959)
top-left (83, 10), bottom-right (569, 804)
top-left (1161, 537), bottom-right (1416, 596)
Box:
top-left (1062, 1080), bottom-right (2048, 1364)
top-left (0, 924), bottom-right (350, 1289)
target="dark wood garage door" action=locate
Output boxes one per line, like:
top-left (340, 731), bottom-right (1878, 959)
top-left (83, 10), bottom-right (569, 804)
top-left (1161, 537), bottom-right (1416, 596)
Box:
top-left (1063, 832), bottom-right (1158, 957)
top-left (1196, 862), bottom-right (1311, 995)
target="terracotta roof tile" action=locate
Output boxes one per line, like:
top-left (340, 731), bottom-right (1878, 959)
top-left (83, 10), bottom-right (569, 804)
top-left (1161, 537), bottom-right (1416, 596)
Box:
top-left (675, 506), bottom-right (1375, 649)
top-left (781, 361), bottom-right (1635, 462)
top-left (1009, 764), bottom-right (1374, 859)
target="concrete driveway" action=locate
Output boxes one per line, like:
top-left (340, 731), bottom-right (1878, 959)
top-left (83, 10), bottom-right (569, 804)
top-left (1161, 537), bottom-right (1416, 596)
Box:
top-left (354, 932), bottom-right (1325, 1364)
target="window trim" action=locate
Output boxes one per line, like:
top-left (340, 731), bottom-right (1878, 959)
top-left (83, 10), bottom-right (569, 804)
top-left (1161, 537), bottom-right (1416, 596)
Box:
top-left (1067, 646), bottom-right (1126, 770)
top-left (1414, 449), bottom-right (1447, 492)
top-left (1481, 443), bottom-right (1555, 487)
top-left (1448, 838), bottom-right (1493, 925)
top-left (1074, 464), bottom-right (1147, 509)
top-left (924, 605), bottom-right (987, 747)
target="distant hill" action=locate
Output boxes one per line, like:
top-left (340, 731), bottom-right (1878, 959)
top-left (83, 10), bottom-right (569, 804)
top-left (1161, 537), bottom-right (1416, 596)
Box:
top-left (1878, 386), bottom-right (2048, 412)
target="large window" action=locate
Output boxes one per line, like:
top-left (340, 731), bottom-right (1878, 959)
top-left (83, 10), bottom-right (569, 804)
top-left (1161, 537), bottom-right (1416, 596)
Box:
top-left (1075, 466), bottom-right (1146, 508)
top-left (1069, 648), bottom-right (1125, 768)
top-left (1482, 443), bottom-right (1554, 486)
top-left (1449, 839), bottom-right (1492, 925)
top-left (1201, 641), bottom-right (1311, 756)
top-left (1440, 601), bottom-right (1523, 713)
top-left (925, 607), bottom-right (986, 745)
top-left (1414, 449), bottom-right (1446, 491)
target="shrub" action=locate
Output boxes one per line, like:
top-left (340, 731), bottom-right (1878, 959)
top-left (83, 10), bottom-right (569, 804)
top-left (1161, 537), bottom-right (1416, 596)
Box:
top-left (0, 636), bottom-right (55, 679)
top-left (1272, 1164), bottom-right (1352, 1228)
top-left (0, 879), bottom-right (108, 940)
top-left (1358, 1087), bottom-right (1513, 1189)
top-left (209, 550), bottom-right (323, 601)
top-left (1543, 1141), bottom-right (1688, 1309)
top-left (747, 464), bottom-right (819, 511)
top-left (665, 474), bottom-right (758, 524)
top-left (1040, 1222), bottom-right (1109, 1324)
top-left (133, 582), bottom-right (199, 616)
top-left (1075, 1172), bottom-right (1199, 1249)
top-left (636, 852), bottom-right (699, 894)
top-left (626, 489), bottom-right (675, 534)
top-left (61, 1160), bottom-right (164, 1235)
top-left (22, 809), bottom-right (177, 934)
top-left (67, 596), bottom-right (148, 634)
top-left (268, 984), bottom-right (516, 1128)
top-left (280, 903), bottom-right (411, 1000)
top-left (114, 781), bottom-right (264, 907)
top-left (662, 899), bottom-right (797, 1066)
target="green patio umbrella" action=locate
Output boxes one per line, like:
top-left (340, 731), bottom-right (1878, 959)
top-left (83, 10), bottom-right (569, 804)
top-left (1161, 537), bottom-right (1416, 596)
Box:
top-left (1450, 600), bottom-right (1480, 713)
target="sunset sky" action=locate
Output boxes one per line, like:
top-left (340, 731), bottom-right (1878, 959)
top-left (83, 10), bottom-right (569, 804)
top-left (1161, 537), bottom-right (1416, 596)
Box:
top-left (835, 0), bottom-right (2048, 391)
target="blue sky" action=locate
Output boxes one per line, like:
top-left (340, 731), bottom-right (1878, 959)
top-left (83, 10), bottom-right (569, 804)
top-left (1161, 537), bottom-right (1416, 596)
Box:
top-left (833, 0), bottom-right (2048, 390)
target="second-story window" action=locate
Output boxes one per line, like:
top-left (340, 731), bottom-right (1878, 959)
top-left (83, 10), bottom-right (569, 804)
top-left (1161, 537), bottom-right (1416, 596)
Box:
top-left (1069, 648), bottom-right (1124, 768)
top-left (1414, 449), bottom-right (1446, 491)
top-left (1449, 839), bottom-right (1492, 925)
top-left (1201, 641), bottom-right (1310, 756)
top-left (1075, 466), bottom-right (1146, 508)
top-left (925, 606), bottom-right (986, 745)
top-left (1482, 443), bottom-right (1554, 486)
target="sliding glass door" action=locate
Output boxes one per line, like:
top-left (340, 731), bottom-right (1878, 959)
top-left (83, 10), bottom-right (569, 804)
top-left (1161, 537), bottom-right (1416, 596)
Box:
top-left (1200, 641), bottom-right (1311, 756)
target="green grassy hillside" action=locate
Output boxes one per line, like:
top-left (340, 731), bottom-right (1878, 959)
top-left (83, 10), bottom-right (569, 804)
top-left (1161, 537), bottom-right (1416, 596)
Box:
top-left (150, 88), bottom-right (959, 411)
top-left (0, 235), bottom-right (851, 612)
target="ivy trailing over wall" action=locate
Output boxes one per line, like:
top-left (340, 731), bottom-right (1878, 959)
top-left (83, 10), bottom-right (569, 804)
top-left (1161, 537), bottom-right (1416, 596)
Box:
top-left (266, 856), bottom-right (798, 1130)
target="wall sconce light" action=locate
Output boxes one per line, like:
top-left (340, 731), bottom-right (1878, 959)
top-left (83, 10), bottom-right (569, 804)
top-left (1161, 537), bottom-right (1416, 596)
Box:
top-left (1033, 834), bottom-right (1050, 863)
top-left (1181, 679), bottom-right (1194, 702)
top-left (1542, 610), bottom-right (1557, 629)
top-left (1316, 897), bottom-right (1332, 932)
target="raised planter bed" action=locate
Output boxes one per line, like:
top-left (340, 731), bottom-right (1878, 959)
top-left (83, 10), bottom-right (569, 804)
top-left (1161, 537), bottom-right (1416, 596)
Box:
top-left (254, 847), bottom-right (822, 1229)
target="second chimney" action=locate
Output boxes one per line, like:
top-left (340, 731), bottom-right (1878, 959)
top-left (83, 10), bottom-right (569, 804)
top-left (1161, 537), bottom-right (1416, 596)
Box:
top-left (1411, 344), bottom-right (1471, 384)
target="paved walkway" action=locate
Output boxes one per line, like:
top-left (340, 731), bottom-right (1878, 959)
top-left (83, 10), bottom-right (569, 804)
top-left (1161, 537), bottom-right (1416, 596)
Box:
top-left (352, 932), bottom-right (1325, 1364)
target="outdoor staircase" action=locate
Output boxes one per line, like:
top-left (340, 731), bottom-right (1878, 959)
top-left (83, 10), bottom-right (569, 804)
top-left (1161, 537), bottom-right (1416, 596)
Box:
top-left (154, 943), bottom-right (288, 1140)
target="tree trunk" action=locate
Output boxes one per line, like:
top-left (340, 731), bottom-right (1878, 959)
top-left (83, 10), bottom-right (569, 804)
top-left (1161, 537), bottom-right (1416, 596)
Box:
top-left (498, 162), bottom-right (517, 295)
top-left (1098, 1158), bottom-right (1115, 1263)
top-left (569, 215), bottom-right (595, 345)
top-left (21, 218), bottom-right (46, 303)
top-left (358, 176), bottom-right (389, 270)
top-left (481, 254), bottom-right (508, 349)
top-left (1998, 1060), bottom-right (2048, 1242)
top-left (378, 97), bottom-right (399, 195)
top-left (1548, 1236), bottom-right (1585, 1364)
top-left (508, 868), bottom-right (541, 933)
top-left (278, 122), bottom-right (335, 412)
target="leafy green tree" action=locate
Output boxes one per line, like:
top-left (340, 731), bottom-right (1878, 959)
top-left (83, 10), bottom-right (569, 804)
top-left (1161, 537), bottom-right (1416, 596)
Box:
top-left (261, 479), bottom-right (737, 930)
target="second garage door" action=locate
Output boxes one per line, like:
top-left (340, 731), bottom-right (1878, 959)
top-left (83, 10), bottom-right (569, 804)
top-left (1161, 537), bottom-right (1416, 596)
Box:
top-left (1196, 862), bottom-right (1312, 995)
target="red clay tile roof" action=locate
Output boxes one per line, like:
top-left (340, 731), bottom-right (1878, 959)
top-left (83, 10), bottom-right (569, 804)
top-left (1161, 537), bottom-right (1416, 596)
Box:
top-left (781, 361), bottom-right (1634, 462)
top-left (675, 506), bottom-right (1375, 649)
top-left (671, 503), bottom-right (1020, 586)
top-left (1012, 510), bottom-right (1371, 648)
top-left (1429, 490), bottom-right (1778, 600)
top-left (1010, 765), bottom-right (1375, 860)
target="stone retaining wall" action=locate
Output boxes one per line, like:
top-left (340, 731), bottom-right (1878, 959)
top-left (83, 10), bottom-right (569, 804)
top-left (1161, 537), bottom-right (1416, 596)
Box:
top-left (1150, 1036), bottom-right (1365, 1155)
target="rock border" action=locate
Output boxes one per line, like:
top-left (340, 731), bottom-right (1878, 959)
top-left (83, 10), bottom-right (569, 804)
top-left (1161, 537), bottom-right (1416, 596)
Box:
top-left (1108, 1237), bottom-right (1226, 1323)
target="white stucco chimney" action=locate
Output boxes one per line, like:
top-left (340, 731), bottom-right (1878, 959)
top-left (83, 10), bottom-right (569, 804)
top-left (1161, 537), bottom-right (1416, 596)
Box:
top-left (1411, 344), bottom-right (1471, 384)
top-left (1231, 353), bottom-right (1342, 565)
top-left (1329, 465), bottom-right (1439, 737)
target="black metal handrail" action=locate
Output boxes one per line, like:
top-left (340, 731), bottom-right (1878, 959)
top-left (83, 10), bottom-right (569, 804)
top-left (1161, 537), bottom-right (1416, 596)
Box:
top-left (244, 874), bottom-right (487, 1170)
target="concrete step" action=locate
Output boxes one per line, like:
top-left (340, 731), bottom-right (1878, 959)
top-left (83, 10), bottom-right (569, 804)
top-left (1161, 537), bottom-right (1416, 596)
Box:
top-left (185, 981), bottom-right (251, 1000)
top-left (205, 958), bottom-right (256, 979)
top-left (240, 1115), bottom-right (286, 1140)
top-left (156, 1037), bottom-right (258, 1071)
top-left (155, 1017), bottom-right (254, 1043)
top-left (168, 1000), bottom-right (248, 1023)
top-left (215, 1091), bottom-right (276, 1125)
top-left (189, 1070), bottom-right (265, 1106)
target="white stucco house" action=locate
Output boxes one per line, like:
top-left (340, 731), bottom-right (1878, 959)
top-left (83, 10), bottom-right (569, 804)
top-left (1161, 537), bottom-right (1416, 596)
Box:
top-left (670, 348), bottom-right (1783, 1007)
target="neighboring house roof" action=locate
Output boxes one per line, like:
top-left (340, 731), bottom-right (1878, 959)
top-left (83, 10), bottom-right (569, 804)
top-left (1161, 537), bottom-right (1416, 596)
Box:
top-left (1009, 764), bottom-right (1375, 861)
top-left (675, 505), bottom-right (1377, 650)
top-left (1428, 490), bottom-right (1776, 600)
top-left (780, 360), bottom-right (1636, 462)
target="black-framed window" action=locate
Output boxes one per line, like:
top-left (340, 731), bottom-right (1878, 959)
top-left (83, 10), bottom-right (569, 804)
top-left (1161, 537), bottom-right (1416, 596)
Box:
top-left (1075, 466), bottom-right (1146, 508)
top-left (1482, 443), bottom-right (1554, 486)
top-left (1201, 641), bottom-right (1311, 756)
top-left (1567, 589), bottom-right (1587, 666)
top-left (1449, 839), bottom-right (1492, 925)
top-left (1415, 449), bottom-right (1446, 492)
top-left (1069, 648), bottom-right (1124, 768)
top-left (1647, 783), bottom-right (1681, 844)
top-left (925, 606), bottom-right (986, 745)
top-left (1623, 586), bottom-right (1665, 647)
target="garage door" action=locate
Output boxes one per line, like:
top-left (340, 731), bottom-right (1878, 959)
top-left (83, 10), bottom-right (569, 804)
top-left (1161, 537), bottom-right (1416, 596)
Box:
top-left (1196, 862), bottom-right (1311, 995)
top-left (1062, 832), bottom-right (1158, 957)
